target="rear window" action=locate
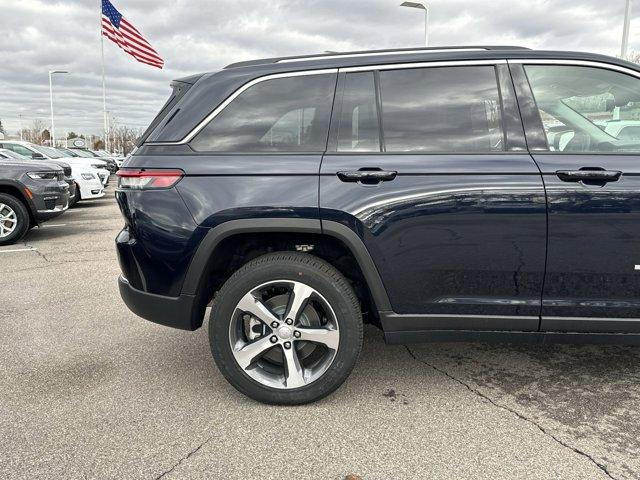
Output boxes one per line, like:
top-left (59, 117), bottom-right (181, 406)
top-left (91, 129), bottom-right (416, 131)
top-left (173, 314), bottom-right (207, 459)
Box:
top-left (190, 73), bottom-right (336, 153)
top-left (379, 66), bottom-right (504, 152)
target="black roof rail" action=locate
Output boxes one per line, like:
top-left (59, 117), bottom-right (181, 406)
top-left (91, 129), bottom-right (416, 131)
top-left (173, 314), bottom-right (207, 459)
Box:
top-left (224, 45), bottom-right (531, 69)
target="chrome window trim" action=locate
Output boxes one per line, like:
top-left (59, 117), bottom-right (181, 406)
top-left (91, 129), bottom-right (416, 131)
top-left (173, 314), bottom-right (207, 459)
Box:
top-left (507, 58), bottom-right (640, 79)
top-left (147, 68), bottom-right (338, 146)
top-left (147, 60), bottom-right (508, 147)
top-left (276, 48), bottom-right (488, 63)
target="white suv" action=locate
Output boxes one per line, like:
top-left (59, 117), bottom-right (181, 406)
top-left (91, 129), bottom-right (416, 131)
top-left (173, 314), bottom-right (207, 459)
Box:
top-left (0, 141), bottom-right (105, 202)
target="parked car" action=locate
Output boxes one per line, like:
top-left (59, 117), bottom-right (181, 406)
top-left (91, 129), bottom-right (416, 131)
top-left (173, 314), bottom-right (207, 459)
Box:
top-left (67, 148), bottom-right (118, 174)
top-left (57, 148), bottom-right (111, 185)
top-left (602, 120), bottom-right (640, 142)
top-left (117, 46), bottom-right (640, 404)
top-left (0, 141), bottom-right (105, 202)
top-left (0, 155), bottom-right (69, 245)
top-left (0, 146), bottom-right (78, 206)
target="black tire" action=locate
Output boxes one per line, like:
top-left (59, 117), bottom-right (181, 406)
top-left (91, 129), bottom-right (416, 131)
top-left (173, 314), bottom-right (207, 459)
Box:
top-left (0, 193), bottom-right (30, 246)
top-left (209, 252), bottom-right (363, 405)
top-left (69, 183), bottom-right (80, 207)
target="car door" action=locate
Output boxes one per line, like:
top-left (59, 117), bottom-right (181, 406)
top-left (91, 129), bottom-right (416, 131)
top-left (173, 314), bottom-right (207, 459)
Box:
top-left (319, 62), bottom-right (547, 333)
top-left (511, 60), bottom-right (640, 332)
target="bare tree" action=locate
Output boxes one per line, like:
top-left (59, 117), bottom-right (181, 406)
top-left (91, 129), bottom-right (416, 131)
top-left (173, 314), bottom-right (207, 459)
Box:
top-left (22, 119), bottom-right (48, 144)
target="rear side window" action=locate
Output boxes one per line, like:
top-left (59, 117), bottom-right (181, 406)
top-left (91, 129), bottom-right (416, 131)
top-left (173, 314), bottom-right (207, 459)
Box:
top-left (191, 73), bottom-right (336, 153)
top-left (338, 72), bottom-right (381, 152)
top-left (379, 66), bottom-right (504, 152)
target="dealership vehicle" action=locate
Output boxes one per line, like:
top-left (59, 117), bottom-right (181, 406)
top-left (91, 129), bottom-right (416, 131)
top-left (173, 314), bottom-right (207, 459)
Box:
top-left (117, 46), bottom-right (640, 404)
top-left (67, 148), bottom-right (118, 174)
top-left (0, 156), bottom-right (69, 245)
top-left (602, 120), bottom-right (640, 141)
top-left (95, 148), bottom-right (126, 165)
top-left (0, 141), bottom-right (105, 202)
top-left (57, 148), bottom-right (111, 184)
top-left (0, 146), bottom-right (78, 206)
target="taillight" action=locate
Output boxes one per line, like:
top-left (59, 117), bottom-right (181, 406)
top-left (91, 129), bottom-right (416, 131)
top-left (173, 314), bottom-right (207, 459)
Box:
top-left (116, 169), bottom-right (184, 190)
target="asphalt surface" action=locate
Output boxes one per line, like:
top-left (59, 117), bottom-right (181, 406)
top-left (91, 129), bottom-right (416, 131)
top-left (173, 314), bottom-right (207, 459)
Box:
top-left (2, 186), bottom-right (640, 479)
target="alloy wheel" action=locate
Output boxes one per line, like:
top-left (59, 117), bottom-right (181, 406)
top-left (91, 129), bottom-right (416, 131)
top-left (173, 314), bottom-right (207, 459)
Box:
top-left (228, 279), bottom-right (340, 389)
top-left (0, 204), bottom-right (17, 238)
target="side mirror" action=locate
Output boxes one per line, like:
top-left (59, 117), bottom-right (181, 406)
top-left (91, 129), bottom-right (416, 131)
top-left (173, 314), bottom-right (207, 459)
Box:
top-left (31, 152), bottom-right (45, 159)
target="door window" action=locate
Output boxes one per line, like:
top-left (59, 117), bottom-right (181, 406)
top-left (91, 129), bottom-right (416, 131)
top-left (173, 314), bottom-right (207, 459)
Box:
top-left (191, 73), bottom-right (336, 152)
top-left (337, 72), bottom-right (381, 152)
top-left (524, 65), bottom-right (640, 153)
top-left (378, 66), bottom-right (504, 152)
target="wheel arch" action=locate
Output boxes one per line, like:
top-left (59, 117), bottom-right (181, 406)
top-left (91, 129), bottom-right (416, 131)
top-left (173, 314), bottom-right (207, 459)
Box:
top-left (0, 181), bottom-right (36, 228)
top-left (181, 218), bottom-right (391, 330)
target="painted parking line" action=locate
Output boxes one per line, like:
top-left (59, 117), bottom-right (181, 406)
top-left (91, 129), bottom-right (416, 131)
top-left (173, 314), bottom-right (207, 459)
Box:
top-left (40, 224), bottom-right (67, 228)
top-left (0, 248), bottom-right (37, 254)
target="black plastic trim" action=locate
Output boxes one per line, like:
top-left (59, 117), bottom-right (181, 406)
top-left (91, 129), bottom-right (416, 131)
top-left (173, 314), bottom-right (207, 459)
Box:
top-left (119, 276), bottom-right (200, 331)
top-left (181, 218), bottom-right (322, 295)
top-left (321, 220), bottom-right (392, 312)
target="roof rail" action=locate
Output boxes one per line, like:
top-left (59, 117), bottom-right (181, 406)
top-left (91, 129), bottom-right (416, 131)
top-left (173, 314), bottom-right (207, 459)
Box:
top-left (224, 46), bottom-right (530, 69)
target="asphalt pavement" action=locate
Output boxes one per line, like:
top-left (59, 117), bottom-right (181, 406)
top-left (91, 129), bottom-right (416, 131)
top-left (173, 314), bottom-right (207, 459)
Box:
top-left (2, 186), bottom-right (639, 479)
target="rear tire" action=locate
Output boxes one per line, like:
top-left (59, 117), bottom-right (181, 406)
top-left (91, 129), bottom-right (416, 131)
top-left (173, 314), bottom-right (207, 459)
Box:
top-left (0, 193), bottom-right (30, 246)
top-left (209, 252), bottom-right (363, 405)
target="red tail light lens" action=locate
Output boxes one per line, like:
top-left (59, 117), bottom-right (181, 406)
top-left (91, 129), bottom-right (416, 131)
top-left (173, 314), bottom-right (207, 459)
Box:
top-left (116, 169), bottom-right (184, 190)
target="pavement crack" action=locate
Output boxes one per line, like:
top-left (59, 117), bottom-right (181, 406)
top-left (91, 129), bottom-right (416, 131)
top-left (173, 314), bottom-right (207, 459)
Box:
top-left (404, 345), bottom-right (617, 480)
top-left (22, 242), bottom-right (49, 262)
top-left (155, 435), bottom-right (215, 479)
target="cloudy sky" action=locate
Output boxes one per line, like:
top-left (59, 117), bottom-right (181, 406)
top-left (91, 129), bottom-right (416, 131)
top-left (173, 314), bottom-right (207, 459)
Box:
top-left (0, 0), bottom-right (637, 137)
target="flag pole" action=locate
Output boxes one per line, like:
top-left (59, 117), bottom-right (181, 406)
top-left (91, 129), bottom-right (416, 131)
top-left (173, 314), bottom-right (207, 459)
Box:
top-left (99, 0), bottom-right (109, 152)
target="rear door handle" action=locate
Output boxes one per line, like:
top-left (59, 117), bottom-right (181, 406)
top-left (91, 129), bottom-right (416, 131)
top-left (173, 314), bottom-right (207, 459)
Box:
top-left (556, 169), bottom-right (622, 182)
top-left (337, 170), bottom-right (397, 183)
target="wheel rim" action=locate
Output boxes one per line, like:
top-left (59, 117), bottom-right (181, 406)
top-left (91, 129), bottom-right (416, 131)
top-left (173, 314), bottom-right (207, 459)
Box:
top-left (229, 279), bottom-right (340, 390)
top-left (0, 203), bottom-right (18, 238)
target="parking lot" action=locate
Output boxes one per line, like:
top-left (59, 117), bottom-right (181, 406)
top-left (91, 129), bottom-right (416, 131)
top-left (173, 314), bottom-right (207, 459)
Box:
top-left (1, 186), bottom-right (639, 479)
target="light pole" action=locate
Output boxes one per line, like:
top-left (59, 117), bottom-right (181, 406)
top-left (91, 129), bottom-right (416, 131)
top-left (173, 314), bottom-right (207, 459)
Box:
top-left (622, 0), bottom-right (632, 59)
top-left (48, 70), bottom-right (68, 147)
top-left (401, 1), bottom-right (429, 47)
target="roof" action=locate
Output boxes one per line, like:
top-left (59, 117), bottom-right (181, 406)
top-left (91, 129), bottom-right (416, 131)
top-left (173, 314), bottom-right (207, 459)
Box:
top-left (224, 46), bottom-right (531, 69)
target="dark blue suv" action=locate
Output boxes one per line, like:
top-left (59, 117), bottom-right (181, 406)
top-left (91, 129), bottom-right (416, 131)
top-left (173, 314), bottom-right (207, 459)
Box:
top-left (117, 46), bottom-right (640, 404)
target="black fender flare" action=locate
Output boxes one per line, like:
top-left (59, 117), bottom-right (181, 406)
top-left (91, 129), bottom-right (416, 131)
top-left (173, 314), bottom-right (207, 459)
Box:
top-left (180, 218), bottom-right (392, 314)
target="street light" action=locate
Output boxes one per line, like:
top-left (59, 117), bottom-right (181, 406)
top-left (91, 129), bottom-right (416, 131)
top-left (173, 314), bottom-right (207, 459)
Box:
top-left (48, 70), bottom-right (68, 148)
top-left (400, 1), bottom-right (429, 47)
top-left (621, 0), bottom-right (632, 58)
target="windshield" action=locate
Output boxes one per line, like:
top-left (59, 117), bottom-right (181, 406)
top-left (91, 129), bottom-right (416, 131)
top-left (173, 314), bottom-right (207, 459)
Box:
top-left (58, 148), bottom-right (79, 157)
top-left (72, 149), bottom-right (97, 158)
top-left (31, 144), bottom-right (64, 159)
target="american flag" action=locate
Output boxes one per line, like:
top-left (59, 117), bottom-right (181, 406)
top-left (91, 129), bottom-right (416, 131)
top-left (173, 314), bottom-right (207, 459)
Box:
top-left (101, 0), bottom-right (164, 69)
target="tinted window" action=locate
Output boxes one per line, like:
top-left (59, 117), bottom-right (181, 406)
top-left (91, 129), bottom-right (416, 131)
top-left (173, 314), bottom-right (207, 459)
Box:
top-left (379, 66), bottom-right (504, 152)
top-left (191, 74), bottom-right (336, 152)
top-left (338, 72), bottom-right (380, 152)
top-left (525, 65), bottom-right (640, 153)
top-left (5, 144), bottom-right (34, 157)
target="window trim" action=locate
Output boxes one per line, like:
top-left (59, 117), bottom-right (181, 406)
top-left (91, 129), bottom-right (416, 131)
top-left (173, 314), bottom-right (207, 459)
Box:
top-left (373, 64), bottom-right (507, 154)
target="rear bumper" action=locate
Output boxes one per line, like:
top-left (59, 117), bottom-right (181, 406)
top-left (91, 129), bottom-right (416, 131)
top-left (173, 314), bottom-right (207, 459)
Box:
top-left (118, 275), bottom-right (202, 331)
